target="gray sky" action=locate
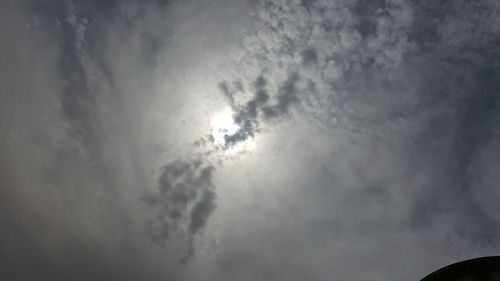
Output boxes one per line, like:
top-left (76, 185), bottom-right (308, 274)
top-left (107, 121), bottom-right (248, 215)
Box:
top-left (1, 0), bottom-right (500, 280)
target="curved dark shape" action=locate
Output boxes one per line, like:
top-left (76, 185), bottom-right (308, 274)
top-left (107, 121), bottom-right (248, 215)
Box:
top-left (421, 256), bottom-right (500, 281)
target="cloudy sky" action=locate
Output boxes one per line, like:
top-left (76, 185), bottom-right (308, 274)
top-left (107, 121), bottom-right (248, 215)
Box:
top-left (2, 0), bottom-right (500, 280)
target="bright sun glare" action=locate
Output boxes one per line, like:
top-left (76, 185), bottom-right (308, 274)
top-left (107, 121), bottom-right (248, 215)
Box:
top-left (210, 108), bottom-right (240, 146)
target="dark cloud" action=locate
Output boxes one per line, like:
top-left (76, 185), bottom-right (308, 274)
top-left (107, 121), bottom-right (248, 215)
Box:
top-left (407, 1), bottom-right (453, 52)
top-left (145, 159), bottom-right (216, 261)
top-left (217, 72), bottom-right (301, 148)
top-left (301, 47), bottom-right (318, 66)
top-left (190, 189), bottom-right (217, 233)
top-left (352, 0), bottom-right (386, 39)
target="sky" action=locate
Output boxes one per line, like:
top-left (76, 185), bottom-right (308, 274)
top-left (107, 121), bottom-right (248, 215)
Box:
top-left (1, 0), bottom-right (500, 280)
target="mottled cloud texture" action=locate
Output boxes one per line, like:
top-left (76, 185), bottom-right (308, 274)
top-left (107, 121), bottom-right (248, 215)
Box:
top-left (145, 159), bottom-right (216, 262)
top-left (1, 0), bottom-right (500, 281)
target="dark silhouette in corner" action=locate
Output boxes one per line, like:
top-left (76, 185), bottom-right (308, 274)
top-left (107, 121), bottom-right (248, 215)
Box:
top-left (421, 256), bottom-right (500, 281)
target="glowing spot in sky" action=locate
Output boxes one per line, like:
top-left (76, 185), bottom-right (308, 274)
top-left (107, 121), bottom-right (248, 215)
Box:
top-left (210, 108), bottom-right (240, 146)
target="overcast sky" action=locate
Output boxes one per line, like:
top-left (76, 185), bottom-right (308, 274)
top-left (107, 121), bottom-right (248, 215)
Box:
top-left (1, 0), bottom-right (500, 280)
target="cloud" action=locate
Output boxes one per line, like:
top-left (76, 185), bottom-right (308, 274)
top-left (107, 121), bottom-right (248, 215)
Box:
top-left (0, 1), bottom-right (185, 280)
top-left (216, 71), bottom-right (302, 148)
top-left (144, 159), bottom-right (216, 261)
top-left (3, 0), bottom-right (500, 281)
top-left (202, 1), bottom-right (500, 280)
top-left (300, 47), bottom-right (318, 66)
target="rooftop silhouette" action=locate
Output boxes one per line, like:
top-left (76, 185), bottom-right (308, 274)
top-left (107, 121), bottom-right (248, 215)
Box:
top-left (421, 256), bottom-right (500, 281)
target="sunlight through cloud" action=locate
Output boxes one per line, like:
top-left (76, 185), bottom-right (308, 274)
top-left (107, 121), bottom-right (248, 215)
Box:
top-left (210, 108), bottom-right (240, 146)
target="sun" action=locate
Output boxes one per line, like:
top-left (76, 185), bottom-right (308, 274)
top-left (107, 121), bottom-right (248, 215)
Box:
top-left (210, 108), bottom-right (240, 146)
